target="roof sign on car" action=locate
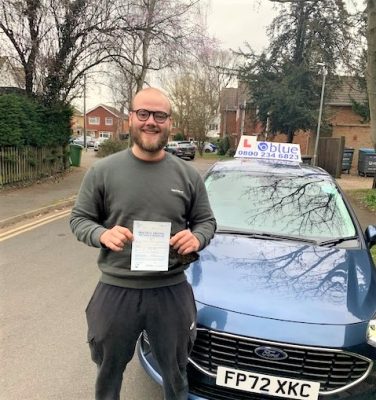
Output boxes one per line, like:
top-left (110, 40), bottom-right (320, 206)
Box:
top-left (234, 135), bottom-right (302, 163)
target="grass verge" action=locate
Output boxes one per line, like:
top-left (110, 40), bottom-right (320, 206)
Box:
top-left (349, 189), bottom-right (376, 213)
top-left (200, 153), bottom-right (233, 161)
top-left (346, 189), bottom-right (376, 263)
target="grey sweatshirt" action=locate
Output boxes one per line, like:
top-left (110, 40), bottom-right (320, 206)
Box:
top-left (70, 149), bottom-right (216, 289)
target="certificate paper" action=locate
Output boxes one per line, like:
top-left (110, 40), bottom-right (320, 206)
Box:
top-left (131, 221), bottom-right (171, 271)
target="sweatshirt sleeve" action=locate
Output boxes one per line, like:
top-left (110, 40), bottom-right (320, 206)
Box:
top-left (69, 166), bottom-right (107, 248)
top-left (189, 174), bottom-right (217, 250)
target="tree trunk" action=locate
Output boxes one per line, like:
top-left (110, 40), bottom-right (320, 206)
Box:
top-left (367, 0), bottom-right (376, 188)
top-left (287, 130), bottom-right (294, 143)
top-left (293, 2), bottom-right (308, 65)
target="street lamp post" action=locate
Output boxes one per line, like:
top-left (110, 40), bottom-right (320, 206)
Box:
top-left (312, 64), bottom-right (327, 166)
top-left (83, 74), bottom-right (87, 150)
top-left (240, 100), bottom-right (247, 135)
top-left (223, 105), bottom-right (228, 136)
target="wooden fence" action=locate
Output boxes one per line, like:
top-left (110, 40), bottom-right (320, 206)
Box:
top-left (317, 137), bottom-right (345, 178)
top-left (0, 146), bottom-right (69, 186)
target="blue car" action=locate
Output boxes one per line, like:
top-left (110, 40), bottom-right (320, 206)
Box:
top-left (138, 158), bottom-right (376, 400)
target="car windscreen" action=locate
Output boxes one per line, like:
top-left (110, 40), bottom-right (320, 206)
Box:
top-left (205, 170), bottom-right (356, 240)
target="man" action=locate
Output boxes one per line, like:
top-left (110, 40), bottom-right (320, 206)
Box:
top-left (70, 87), bottom-right (216, 400)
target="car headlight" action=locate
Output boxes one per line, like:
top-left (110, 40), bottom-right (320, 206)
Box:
top-left (367, 319), bottom-right (376, 347)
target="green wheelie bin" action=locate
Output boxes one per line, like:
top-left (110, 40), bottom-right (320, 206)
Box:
top-left (69, 144), bottom-right (83, 167)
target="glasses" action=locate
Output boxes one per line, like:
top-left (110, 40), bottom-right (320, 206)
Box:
top-left (132, 109), bottom-right (170, 123)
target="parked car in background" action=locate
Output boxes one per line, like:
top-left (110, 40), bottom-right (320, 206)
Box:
top-left (192, 142), bottom-right (217, 153)
top-left (71, 136), bottom-right (84, 146)
top-left (72, 135), bottom-right (95, 147)
top-left (93, 137), bottom-right (109, 151)
top-left (138, 151), bottom-right (376, 399)
top-left (203, 142), bottom-right (217, 153)
top-left (164, 141), bottom-right (196, 160)
top-left (87, 138), bottom-right (96, 148)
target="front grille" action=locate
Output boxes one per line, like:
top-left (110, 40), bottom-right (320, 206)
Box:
top-left (189, 328), bottom-right (372, 395)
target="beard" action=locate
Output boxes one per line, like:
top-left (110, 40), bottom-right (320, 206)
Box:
top-left (130, 125), bottom-right (169, 153)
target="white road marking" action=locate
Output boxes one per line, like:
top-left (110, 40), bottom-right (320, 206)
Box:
top-left (0, 209), bottom-right (71, 241)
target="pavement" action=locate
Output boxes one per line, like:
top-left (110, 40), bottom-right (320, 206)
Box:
top-left (0, 149), bottom-right (95, 228)
top-left (0, 150), bottom-right (375, 230)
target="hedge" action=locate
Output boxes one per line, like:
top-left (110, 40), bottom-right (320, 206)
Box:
top-left (0, 93), bottom-right (73, 147)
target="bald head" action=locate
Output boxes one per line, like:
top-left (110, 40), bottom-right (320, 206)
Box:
top-left (131, 87), bottom-right (172, 114)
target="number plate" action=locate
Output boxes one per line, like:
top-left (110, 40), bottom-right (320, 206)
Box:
top-left (216, 366), bottom-right (320, 400)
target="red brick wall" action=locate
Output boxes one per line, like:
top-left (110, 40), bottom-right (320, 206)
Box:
top-left (221, 111), bottom-right (237, 136)
top-left (331, 126), bottom-right (372, 172)
top-left (329, 105), bottom-right (372, 171)
top-left (237, 109), bottom-right (261, 136)
top-left (268, 131), bottom-right (312, 155)
top-left (330, 105), bottom-right (366, 126)
top-left (221, 109), bottom-right (262, 139)
top-left (259, 105), bottom-right (372, 172)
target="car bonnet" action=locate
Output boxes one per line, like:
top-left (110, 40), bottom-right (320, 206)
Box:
top-left (186, 234), bottom-right (376, 325)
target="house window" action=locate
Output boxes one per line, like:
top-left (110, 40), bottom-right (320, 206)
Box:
top-left (99, 132), bottom-right (111, 139)
top-left (88, 116), bottom-right (100, 125)
top-left (105, 117), bottom-right (113, 126)
top-left (209, 124), bottom-right (218, 130)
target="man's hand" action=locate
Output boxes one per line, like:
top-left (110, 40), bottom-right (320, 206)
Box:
top-left (170, 229), bottom-right (200, 255)
top-left (100, 225), bottom-right (133, 252)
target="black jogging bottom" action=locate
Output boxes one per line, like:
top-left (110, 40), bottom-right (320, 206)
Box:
top-left (85, 280), bottom-right (197, 400)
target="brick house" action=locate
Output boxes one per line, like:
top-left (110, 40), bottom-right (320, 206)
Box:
top-left (71, 108), bottom-right (84, 135)
top-left (219, 85), bottom-right (263, 148)
top-left (84, 104), bottom-right (129, 140)
top-left (327, 77), bottom-right (372, 170)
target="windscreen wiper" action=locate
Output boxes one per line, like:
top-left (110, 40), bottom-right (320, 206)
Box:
top-left (216, 229), bottom-right (317, 244)
top-left (318, 236), bottom-right (359, 247)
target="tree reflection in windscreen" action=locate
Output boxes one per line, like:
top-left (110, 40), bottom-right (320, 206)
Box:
top-left (205, 171), bottom-right (355, 239)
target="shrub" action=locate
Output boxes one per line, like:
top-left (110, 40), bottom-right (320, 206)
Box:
top-left (226, 148), bottom-right (236, 157)
top-left (173, 132), bottom-right (185, 141)
top-left (217, 135), bottom-right (230, 155)
top-left (96, 138), bottom-right (129, 158)
top-left (364, 190), bottom-right (376, 211)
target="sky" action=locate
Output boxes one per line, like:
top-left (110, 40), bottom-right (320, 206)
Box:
top-left (206, 0), bottom-right (278, 52)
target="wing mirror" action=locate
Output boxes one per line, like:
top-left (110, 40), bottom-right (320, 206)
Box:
top-left (365, 225), bottom-right (376, 249)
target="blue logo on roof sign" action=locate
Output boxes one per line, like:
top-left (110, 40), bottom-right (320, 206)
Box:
top-left (235, 136), bottom-right (302, 163)
top-left (258, 142), bottom-right (269, 151)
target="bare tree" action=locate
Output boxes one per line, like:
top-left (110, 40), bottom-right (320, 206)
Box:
top-left (164, 47), bottom-right (238, 152)
top-left (43, 0), bottom-right (122, 103)
top-left (109, 63), bottom-right (137, 115)
top-left (1, 0), bottom-right (203, 106)
top-left (0, 0), bottom-right (46, 94)
top-left (0, 0), bottom-right (122, 102)
top-left (106, 0), bottom-right (204, 108)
